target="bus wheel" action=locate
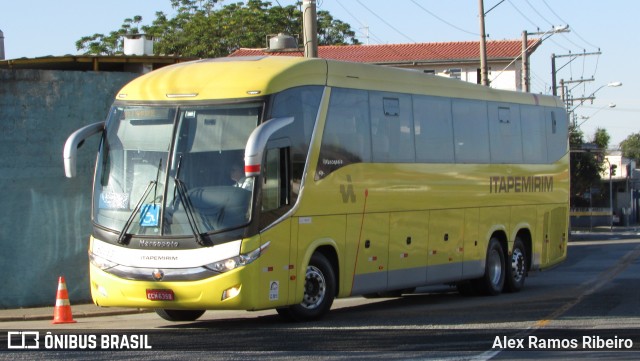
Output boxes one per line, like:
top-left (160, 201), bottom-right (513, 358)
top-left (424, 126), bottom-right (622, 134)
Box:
top-left (473, 238), bottom-right (505, 296)
top-left (279, 253), bottom-right (336, 322)
top-left (504, 237), bottom-right (527, 292)
top-left (155, 309), bottom-right (205, 322)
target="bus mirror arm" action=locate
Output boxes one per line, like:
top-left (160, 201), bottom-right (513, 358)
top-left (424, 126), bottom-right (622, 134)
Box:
top-left (244, 117), bottom-right (293, 177)
top-left (63, 121), bottom-right (105, 178)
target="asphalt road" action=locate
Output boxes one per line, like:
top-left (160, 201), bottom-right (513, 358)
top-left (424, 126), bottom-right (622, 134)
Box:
top-left (2, 235), bottom-right (640, 360)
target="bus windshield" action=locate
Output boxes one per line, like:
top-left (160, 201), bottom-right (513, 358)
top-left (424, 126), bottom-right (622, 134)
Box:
top-left (93, 103), bottom-right (261, 238)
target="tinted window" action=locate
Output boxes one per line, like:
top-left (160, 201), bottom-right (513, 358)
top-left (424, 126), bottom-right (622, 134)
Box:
top-left (413, 95), bottom-right (454, 163)
top-left (452, 99), bottom-right (490, 163)
top-left (316, 88), bottom-right (371, 180)
top-left (370, 92), bottom-right (414, 162)
top-left (489, 104), bottom-right (523, 163)
top-left (521, 105), bottom-right (547, 163)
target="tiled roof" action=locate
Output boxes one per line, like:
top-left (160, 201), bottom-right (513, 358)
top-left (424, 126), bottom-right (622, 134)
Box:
top-left (229, 39), bottom-right (538, 64)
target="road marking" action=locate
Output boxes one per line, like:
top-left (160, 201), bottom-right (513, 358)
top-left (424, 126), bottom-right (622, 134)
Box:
top-left (481, 243), bottom-right (640, 361)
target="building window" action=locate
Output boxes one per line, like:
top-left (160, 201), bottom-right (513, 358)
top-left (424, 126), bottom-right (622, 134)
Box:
top-left (449, 68), bottom-right (461, 80)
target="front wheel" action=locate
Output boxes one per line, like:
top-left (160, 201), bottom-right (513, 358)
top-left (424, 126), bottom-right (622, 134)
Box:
top-left (155, 309), bottom-right (205, 321)
top-left (277, 253), bottom-right (336, 322)
top-left (504, 237), bottom-right (527, 292)
top-left (473, 238), bottom-right (505, 296)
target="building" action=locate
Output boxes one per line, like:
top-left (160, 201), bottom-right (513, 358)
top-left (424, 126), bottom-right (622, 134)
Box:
top-left (230, 39), bottom-right (540, 91)
top-left (603, 151), bottom-right (638, 226)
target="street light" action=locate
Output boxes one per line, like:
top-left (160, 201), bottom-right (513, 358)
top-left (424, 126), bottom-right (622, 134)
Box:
top-left (576, 103), bottom-right (616, 128)
top-left (522, 25), bottom-right (570, 92)
top-left (569, 81), bottom-right (622, 114)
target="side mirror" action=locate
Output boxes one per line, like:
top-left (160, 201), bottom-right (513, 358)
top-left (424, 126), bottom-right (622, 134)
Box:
top-left (244, 117), bottom-right (293, 177)
top-left (63, 121), bottom-right (105, 178)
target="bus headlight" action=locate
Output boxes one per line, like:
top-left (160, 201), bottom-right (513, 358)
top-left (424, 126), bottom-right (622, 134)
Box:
top-left (89, 251), bottom-right (118, 271)
top-left (205, 241), bottom-right (270, 274)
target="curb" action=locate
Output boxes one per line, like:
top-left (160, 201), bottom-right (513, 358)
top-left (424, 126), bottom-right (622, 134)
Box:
top-left (0, 307), bottom-right (152, 323)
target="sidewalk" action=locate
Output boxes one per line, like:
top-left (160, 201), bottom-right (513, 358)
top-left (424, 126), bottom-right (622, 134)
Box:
top-left (0, 303), bottom-right (150, 322)
top-left (570, 226), bottom-right (640, 240)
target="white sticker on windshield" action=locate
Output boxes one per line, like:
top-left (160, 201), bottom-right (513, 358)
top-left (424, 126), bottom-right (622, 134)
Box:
top-left (99, 192), bottom-right (129, 209)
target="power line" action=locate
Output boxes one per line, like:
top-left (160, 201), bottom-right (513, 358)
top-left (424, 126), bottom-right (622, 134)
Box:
top-left (409, 0), bottom-right (478, 36)
top-left (354, 0), bottom-right (417, 43)
top-left (524, 0), bottom-right (554, 27)
top-left (541, 0), bottom-right (600, 49)
top-left (333, 0), bottom-right (386, 45)
top-left (507, 0), bottom-right (571, 52)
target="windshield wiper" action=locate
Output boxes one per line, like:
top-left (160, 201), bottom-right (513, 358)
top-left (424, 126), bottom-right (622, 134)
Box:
top-left (173, 155), bottom-right (209, 247)
top-left (117, 158), bottom-right (162, 245)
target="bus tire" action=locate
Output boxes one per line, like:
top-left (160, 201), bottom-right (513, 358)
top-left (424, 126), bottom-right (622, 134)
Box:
top-left (155, 309), bottom-right (205, 322)
top-left (279, 252), bottom-right (336, 322)
top-left (473, 237), bottom-right (505, 296)
top-left (504, 237), bottom-right (527, 293)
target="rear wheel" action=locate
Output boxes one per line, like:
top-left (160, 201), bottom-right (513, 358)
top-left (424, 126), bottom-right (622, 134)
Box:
top-left (277, 253), bottom-right (336, 322)
top-left (155, 309), bottom-right (205, 322)
top-left (504, 237), bottom-right (527, 292)
top-left (473, 237), bottom-right (505, 296)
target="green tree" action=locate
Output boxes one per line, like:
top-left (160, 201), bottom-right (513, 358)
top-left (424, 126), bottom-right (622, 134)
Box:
top-left (570, 124), bottom-right (605, 207)
top-left (593, 127), bottom-right (610, 150)
top-left (620, 132), bottom-right (640, 163)
top-left (76, 0), bottom-right (360, 57)
top-left (75, 16), bottom-right (143, 55)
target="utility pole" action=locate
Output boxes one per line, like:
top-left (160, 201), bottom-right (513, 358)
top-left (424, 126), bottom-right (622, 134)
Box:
top-left (521, 30), bottom-right (529, 92)
top-left (478, 0), bottom-right (489, 86)
top-left (522, 26), bottom-right (569, 93)
top-left (551, 51), bottom-right (601, 98)
top-left (303, 0), bottom-right (318, 58)
top-left (551, 53), bottom-right (557, 96)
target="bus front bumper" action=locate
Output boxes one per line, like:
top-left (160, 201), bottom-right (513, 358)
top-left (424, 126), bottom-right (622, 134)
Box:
top-left (89, 263), bottom-right (259, 310)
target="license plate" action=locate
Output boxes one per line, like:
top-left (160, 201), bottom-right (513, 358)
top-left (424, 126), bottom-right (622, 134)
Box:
top-left (146, 289), bottom-right (175, 301)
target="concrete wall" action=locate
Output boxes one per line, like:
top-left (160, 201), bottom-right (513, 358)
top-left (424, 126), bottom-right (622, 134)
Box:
top-left (0, 69), bottom-right (137, 308)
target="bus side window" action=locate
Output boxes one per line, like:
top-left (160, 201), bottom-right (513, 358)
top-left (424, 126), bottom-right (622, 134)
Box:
top-left (316, 88), bottom-right (371, 180)
top-left (262, 146), bottom-right (290, 212)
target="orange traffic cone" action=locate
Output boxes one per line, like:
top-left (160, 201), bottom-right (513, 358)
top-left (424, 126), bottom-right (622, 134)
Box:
top-left (52, 276), bottom-right (76, 324)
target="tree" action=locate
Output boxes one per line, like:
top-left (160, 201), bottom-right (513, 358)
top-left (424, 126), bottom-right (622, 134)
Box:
top-left (620, 132), bottom-right (640, 164)
top-left (75, 16), bottom-right (144, 55)
top-left (593, 127), bottom-right (610, 150)
top-left (76, 0), bottom-right (360, 57)
top-left (570, 124), bottom-right (605, 207)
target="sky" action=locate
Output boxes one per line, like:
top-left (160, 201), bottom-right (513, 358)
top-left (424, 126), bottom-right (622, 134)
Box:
top-left (1, 0), bottom-right (637, 147)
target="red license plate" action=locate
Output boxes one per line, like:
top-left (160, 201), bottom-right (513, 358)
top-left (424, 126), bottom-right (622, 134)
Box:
top-left (146, 289), bottom-right (175, 301)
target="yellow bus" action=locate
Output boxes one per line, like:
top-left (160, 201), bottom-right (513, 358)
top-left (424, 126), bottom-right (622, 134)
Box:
top-left (64, 56), bottom-right (569, 322)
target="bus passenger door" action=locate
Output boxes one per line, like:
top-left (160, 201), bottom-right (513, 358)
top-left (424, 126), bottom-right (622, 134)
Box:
top-left (427, 209), bottom-right (464, 284)
top-left (257, 145), bottom-right (292, 308)
top-left (347, 213), bottom-right (389, 295)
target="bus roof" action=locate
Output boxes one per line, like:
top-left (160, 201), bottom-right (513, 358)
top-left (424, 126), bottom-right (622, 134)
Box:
top-left (116, 56), bottom-right (562, 108)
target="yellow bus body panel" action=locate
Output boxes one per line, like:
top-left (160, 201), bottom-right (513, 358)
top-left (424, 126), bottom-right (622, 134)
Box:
top-left (116, 56), bottom-right (327, 101)
top-left (92, 56), bottom-right (568, 310)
